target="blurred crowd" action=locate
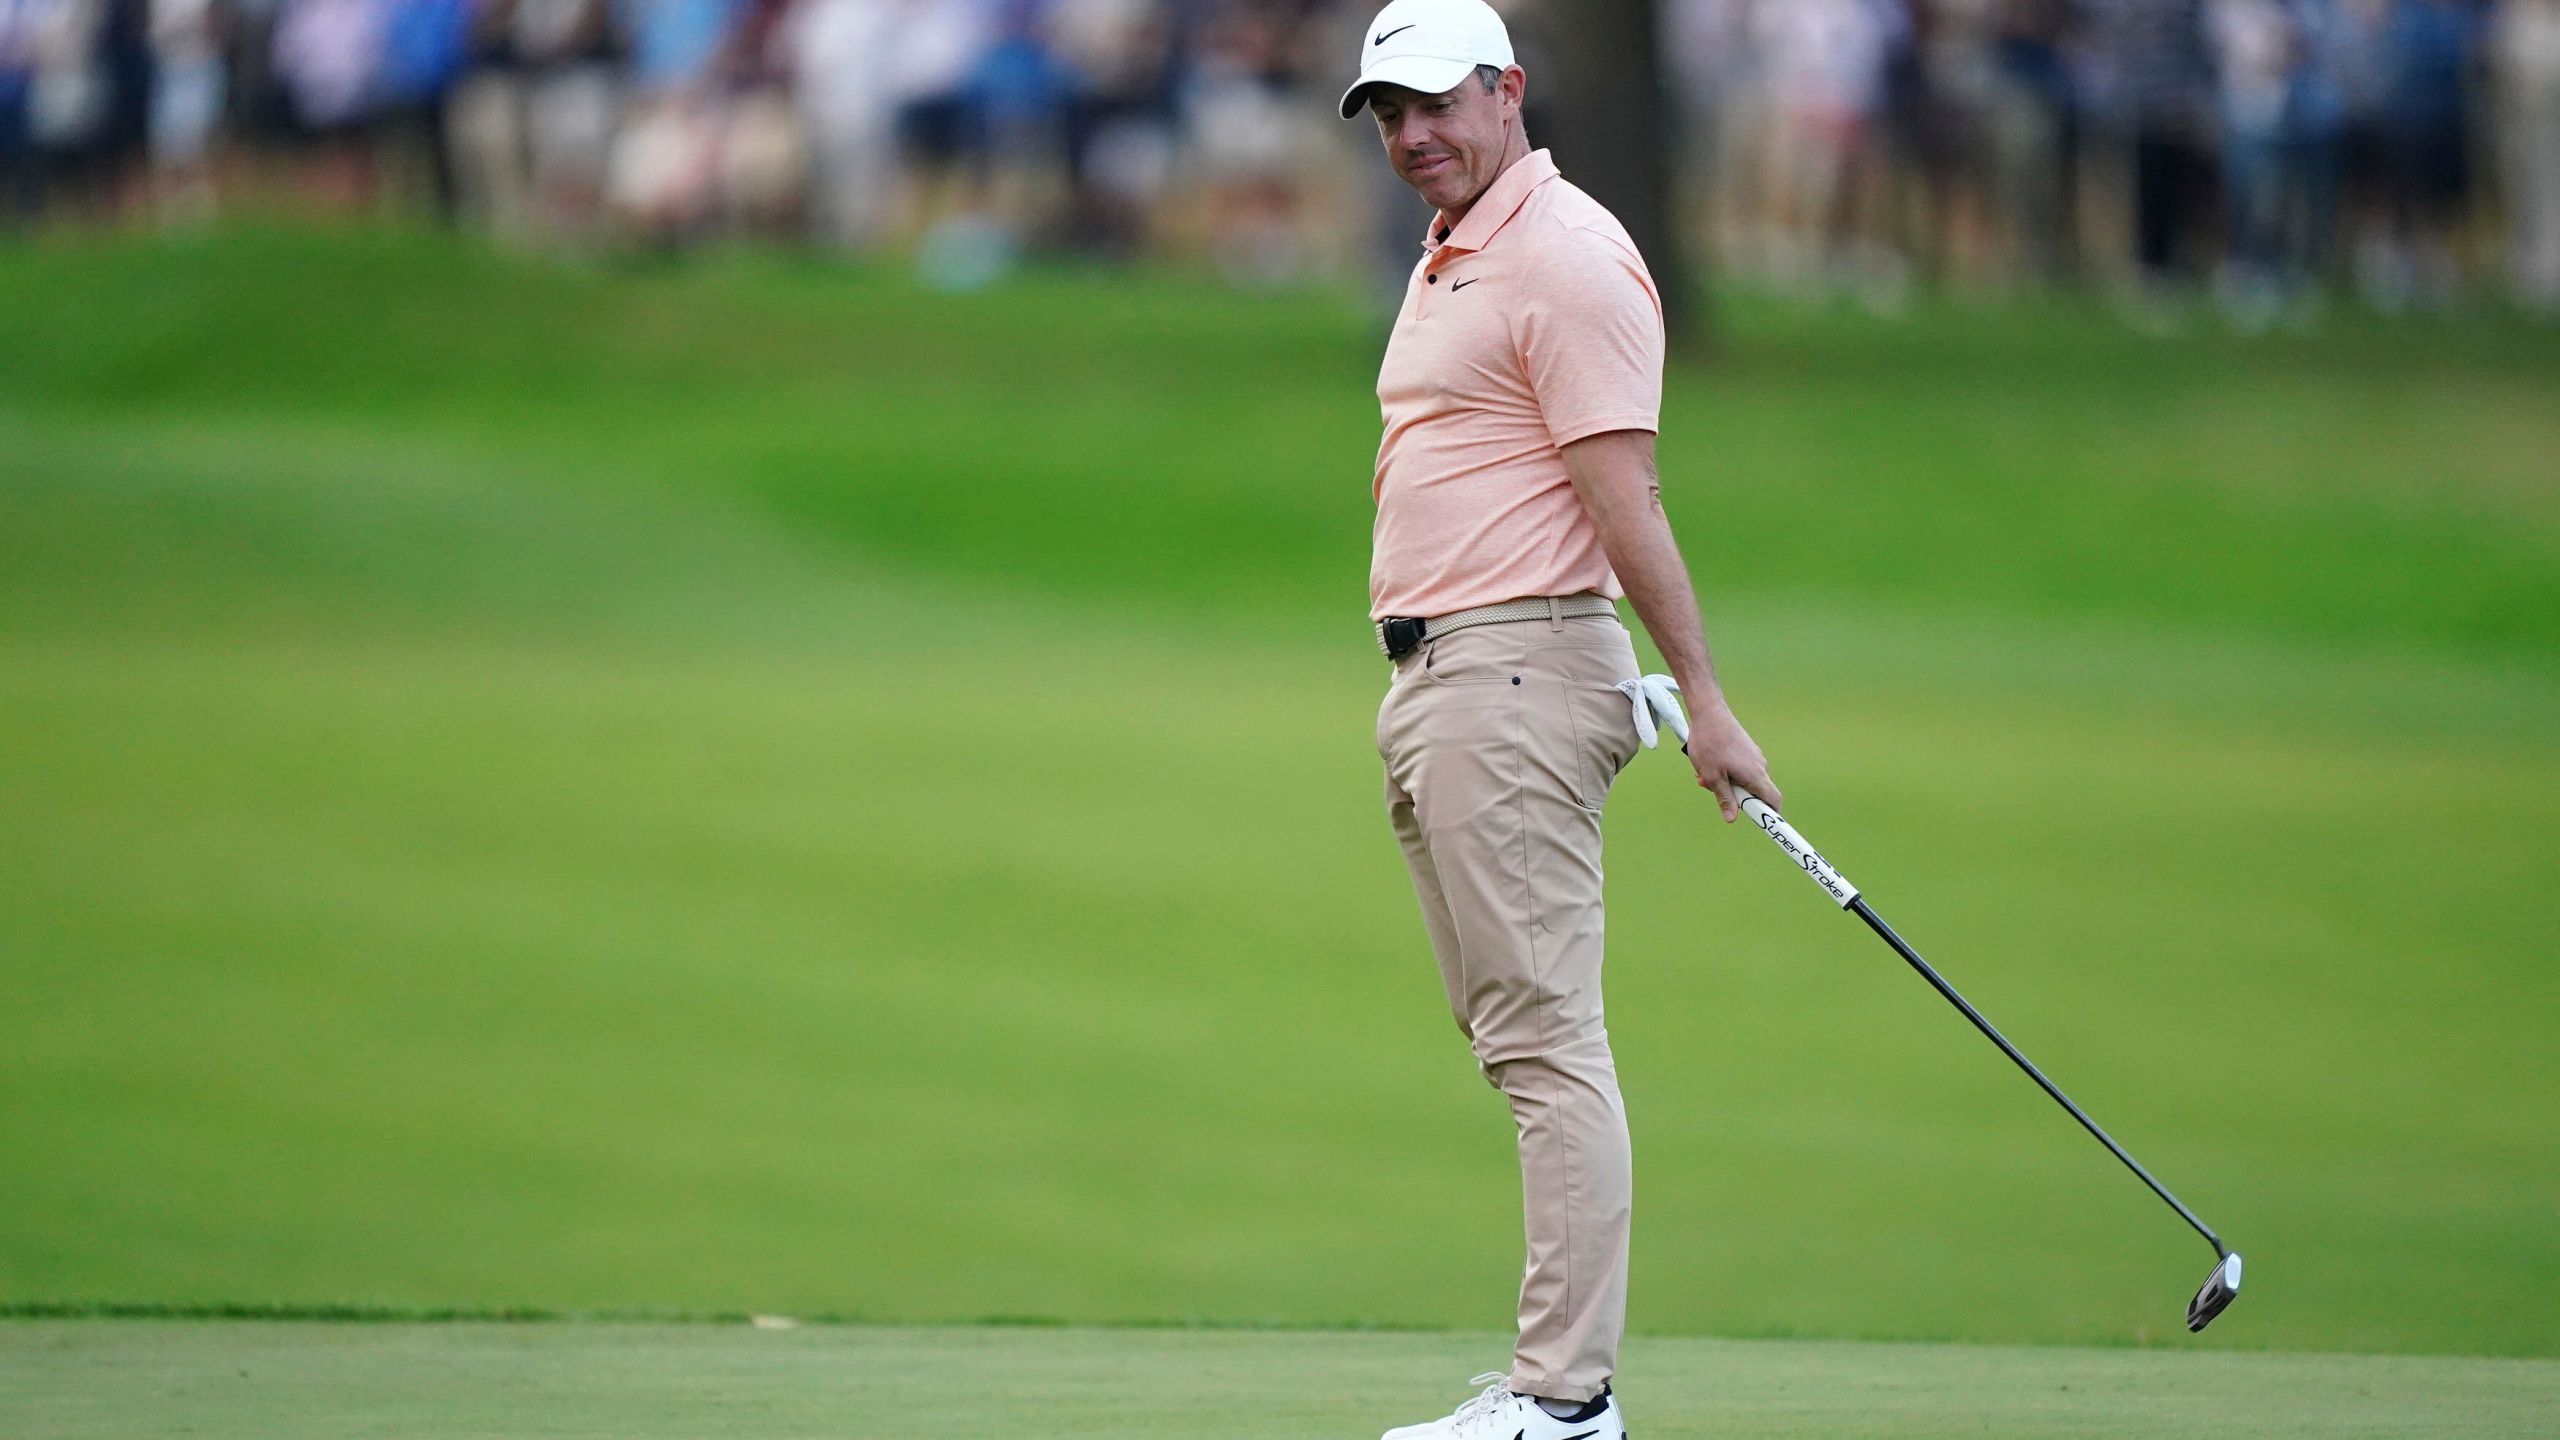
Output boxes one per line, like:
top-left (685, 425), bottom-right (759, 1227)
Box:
top-left (3, 0), bottom-right (2557, 316)
top-left (1684, 0), bottom-right (2560, 317)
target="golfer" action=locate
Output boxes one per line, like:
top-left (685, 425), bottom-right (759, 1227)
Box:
top-left (1345, 3), bottom-right (1780, 1437)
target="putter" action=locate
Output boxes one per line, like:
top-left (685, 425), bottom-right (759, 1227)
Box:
top-left (1733, 791), bottom-right (2243, 1332)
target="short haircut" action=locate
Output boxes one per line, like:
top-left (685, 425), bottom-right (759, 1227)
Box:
top-left (1475, 64), bottom-right (1501, 93)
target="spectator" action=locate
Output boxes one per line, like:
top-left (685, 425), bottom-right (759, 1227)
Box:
top-left (714, 0), bottom-right (807, 238)
top-left (27, 0), bottom-right (118, 217)
top-left (2319, 0), bottom-right (2404, 293)
top-left (2098, 0), bottom-right (2217, 294)
top-left (607, 0), bottom-right (738, 237)
top-left (0, 0), bottom-right (45, 225)
top-left (518, 0), bottom-right (619, 238)
top-left (1183, 0), bottom-right (1325, 286)
top-left (1914, 0), bottom-right (2006, 291)
top-left (223, 0), bottom-right (299, 166)
top-left (1667, 0), bottom-right (1761, 273)
top-left (888, 0), bottom-right (995, 244)
top-left (1053, 0), bottom-right (1175, 257)
top-left (372, 0), bottom-right (471, 217)
top-left (1751, 0), bottom-right (1905, 296)
top-left (778, 0), bottom-right (905, 246)
top-left (2494, 0), bottom-right (2560, 311)
top-left (2377, 0), bottom-right (2479, 307)
top-left (271, 0), bottom-right (377, 131)
top-left (1985, 0), bottom-right (2083, 284)
top-left (270, 0), bottom-right (384, 210)
top-left (2283, 0), bottom-right (2350, 291)
top-left (147, 0), bottom-right (227, 223)
top-left (447, 0), bottom-right (532, 236)
top-left (970, 0), bottom-right (1073, 244)
top-left (2210, 0), bottom-right (2300, 317)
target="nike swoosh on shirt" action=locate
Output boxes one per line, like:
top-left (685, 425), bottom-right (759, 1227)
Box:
top-left (1373, 23), bottom-right (1414, 43)
top-left (1450, 278), bottom-right (1479, 290)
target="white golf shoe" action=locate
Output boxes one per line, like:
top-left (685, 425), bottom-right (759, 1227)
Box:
top-left (1379, 1372), bottom-right (1624, 1440)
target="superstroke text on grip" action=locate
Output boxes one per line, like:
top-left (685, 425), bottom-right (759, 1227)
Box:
top-left (1737, 795), bottom-right (1860, 907)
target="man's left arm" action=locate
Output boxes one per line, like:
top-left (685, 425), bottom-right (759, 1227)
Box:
top-left (1560, 429), bottom-right (1780, 823)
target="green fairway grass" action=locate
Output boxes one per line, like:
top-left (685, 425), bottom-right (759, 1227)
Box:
top-left (5, 1320), bottom-right (2556, 1438)
top-left (1, 228), bottom-right (2554, 1362)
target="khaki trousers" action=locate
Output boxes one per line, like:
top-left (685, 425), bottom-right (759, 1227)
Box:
top-left (1375, 604), bottom-right (1644, 1405)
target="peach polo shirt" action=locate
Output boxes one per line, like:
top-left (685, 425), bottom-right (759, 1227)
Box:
top-left (1368, 148), bottom-right (1666, 621)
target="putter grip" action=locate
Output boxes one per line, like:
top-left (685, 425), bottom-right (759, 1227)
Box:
top-left (1738, 795), bottom-right (1860, 908)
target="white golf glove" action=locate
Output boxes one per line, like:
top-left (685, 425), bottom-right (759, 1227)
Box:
top-left (1614, 673), bottom-right (1690, 750)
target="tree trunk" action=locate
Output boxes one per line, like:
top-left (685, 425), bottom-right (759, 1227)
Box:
top-left (1535, 0), bottom-right (1707, 356)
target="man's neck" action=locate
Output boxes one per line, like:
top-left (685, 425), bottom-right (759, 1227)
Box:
top-left (1440, 133), bottom-right (1534, 234)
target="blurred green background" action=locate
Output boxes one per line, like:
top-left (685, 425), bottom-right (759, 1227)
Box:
top-left (1, 226), bottom-right (2553, 1361)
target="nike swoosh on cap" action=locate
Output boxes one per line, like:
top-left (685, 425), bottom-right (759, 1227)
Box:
top-left (1373, 23), bottom-right (1414, 43)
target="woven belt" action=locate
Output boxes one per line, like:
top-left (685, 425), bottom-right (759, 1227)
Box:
top-left (1376, 593), bottom-right (1618, 660)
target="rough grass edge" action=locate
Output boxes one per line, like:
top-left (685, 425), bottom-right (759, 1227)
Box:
top-left (11, 1303), bottom-right (2528, 1363)
top-left (0, 1301), bottom-right (1449, 1334)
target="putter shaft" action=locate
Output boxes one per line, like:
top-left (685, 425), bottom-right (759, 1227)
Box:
top-left (1735, 794), bottom-right (2228, 1259)
top-left (1845, 896), bottom-right (2227, 1258)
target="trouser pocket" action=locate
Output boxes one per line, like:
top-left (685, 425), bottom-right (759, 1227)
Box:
top-left (1563, 684), bottom-right (1642, 811)
top-left (1522, 639), bottom-right (1641, 812)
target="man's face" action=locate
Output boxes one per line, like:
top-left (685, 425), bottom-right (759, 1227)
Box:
top-left (1366, 66), bottom-right (1524, 214)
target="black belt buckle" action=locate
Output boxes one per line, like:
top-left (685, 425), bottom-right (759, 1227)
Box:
top-left (1378, 616), bottom-right (1428, 660)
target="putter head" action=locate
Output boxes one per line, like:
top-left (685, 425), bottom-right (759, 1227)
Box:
top-left (2186, 1252), bottom-right (2242, 1332)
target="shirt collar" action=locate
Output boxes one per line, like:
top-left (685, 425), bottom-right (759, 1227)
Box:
top-left (1425, 148), bottom-right (1558, 255)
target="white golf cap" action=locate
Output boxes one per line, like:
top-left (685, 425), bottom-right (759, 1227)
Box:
top-left (1337, 0), bottom-right (1516, 120)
